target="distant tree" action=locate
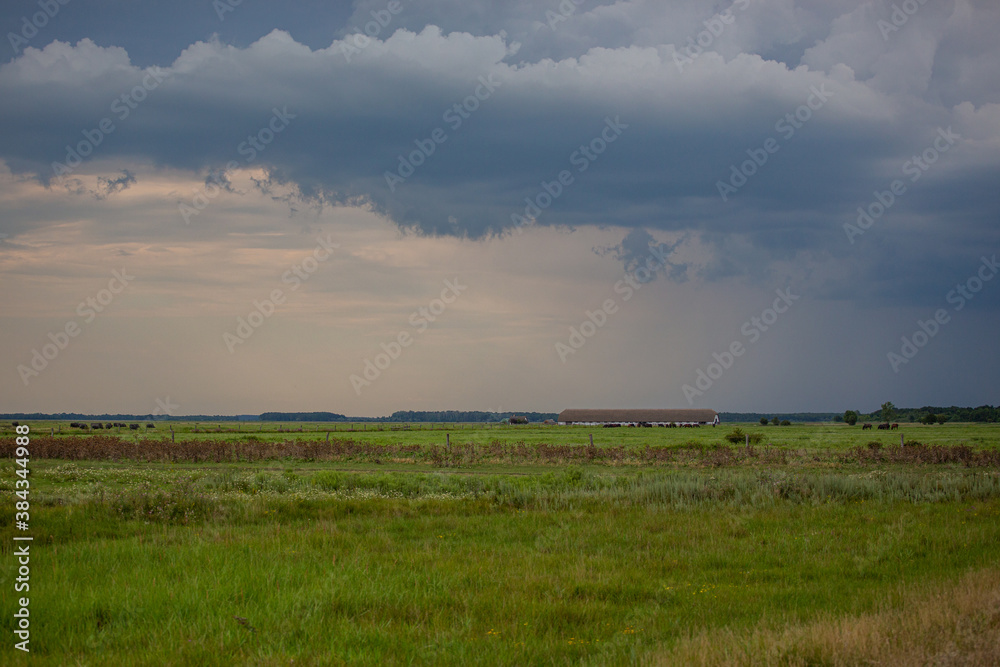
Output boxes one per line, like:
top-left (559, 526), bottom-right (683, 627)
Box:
top-left (843, 410), bottom-right (859, 426)
top-left (880, 402), bottom-right (896, 423)
top-left (920, 412), bottom-right (937, 425)
top-left (780, 420), bottom-right (791, 426)
top-left (760, 417), bottom-right (769, 426)
top-left (935, 414), bottom-right (949, 424)
top-left (771, 416), bottom-right (780, 426)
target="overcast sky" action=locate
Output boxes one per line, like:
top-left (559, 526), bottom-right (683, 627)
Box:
top-left (1, 0), bottom-right (998, 417)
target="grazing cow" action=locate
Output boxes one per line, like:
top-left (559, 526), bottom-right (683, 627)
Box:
top-left (891, 423), bottom-right (899, 430)
top-left (146, 423), bottom-right (155, 428)
top-left (862, 423), bottom-right (872, 430)
top-left (11, 422), bottom-right (19, 427)
top-left (91, 423), bottom-right (103, 429)
top-left (877, 423), bottom-right (890, 430)
top-left (129, 423), bottom-right (139, 430)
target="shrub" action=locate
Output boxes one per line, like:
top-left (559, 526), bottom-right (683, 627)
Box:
top-left (724, 428), bottom-right (762, 445)
top-left (759, 417), bottom-right (769, 426)
top-left (781, 420), bottom-right (791, 426)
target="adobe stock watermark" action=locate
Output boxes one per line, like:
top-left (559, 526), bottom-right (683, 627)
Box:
top-left (340, 0), bottom-right (413, 62)
top-left (716, 84), bottom-right (833, 201)
top-left (384, 73), bottom-right (502, 192)
top-left (682, 287), bottom-right (799, 404)
top-left (350, 278), bottom-right (467, 395)
top-left (887, 254), bottom-right (998, 373)
top-left (179, 106), bottom-right (296, 224)
top-left (555, 243), bottom-right (673, 363)
top-left (511, 116), bottom-right (628, 233)
top-left (844, 127), bottom-right (959, 244)
top-left (51, 67), bottom-right (170, 181)
top-left (223, 234), bottom-right (338, 353)
top-left (213, 0), bottom-right (244, 21)
top-left (877, 0), bottom-right (929, 41)
top-left (543, 0), bottom-right (586, 32)
top-left (150, 396), bottom-right (180, 417)
top-left (7, 0), bottom-right (71, 55)
top-left (16, 268), bottom-right (134, 385)
top-left (673, 0), bottom-right (752, 73)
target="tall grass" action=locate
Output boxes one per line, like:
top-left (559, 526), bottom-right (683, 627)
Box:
top-left (3, 494), bottom-right (999, 666)
top-left (4, 435), bottom-right (999, 467)
top-left (2, 425), bottom-right (999, 664)
top-left (651, 567), bottom-right (1000, 666)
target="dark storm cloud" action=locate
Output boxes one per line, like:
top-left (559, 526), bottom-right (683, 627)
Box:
top-left (0, 1), bottom-right (997, 309)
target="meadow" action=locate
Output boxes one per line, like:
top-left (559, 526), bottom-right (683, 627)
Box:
top-left (1, 421), bottom-right (999, 665)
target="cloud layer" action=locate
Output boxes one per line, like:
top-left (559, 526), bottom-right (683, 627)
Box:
top-left (1, 0), bottom-right (998, 414)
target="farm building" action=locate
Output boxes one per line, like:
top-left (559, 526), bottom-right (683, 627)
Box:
top-left (557, 409), bottom-right (719, 427)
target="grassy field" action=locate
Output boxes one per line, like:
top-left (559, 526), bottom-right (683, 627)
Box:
top-left (1, 421), bottom-right (999, 665)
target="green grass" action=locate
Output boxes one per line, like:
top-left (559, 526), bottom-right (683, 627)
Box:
top-left (12, 420), bottom-right (1000, 452)
top-left (1, 423), bottom-right (999, 665)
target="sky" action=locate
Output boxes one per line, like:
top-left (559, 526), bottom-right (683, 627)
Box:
top-left (0, 0), bottom-right (998, 417)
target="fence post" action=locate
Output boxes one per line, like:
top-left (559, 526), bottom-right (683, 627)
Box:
top-left (901, 433), bottom-right (904, 447)
top-left (326, 431), bottom-right (330, 444)
top-left (170, 426), bottom-right (175, 443)
top-left (590, 433), bottom-right (594, 447)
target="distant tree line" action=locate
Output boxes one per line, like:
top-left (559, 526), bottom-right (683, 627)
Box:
top-left (258, 412), bottom-right (349, 422)
top-left (387, 411), bottom-right (558, 423)
top-left (720, 413), bottom-right (839, 423)
top-left (7, 406), bottom-right (996, 424)
top-left (835, 404), bottom-right (999, 424)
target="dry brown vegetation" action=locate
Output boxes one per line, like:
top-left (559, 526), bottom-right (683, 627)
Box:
top-left (3, 435), bottom-right (1000, 468)
top-left (648, 567), bottom-right (1000, 666)
top-left (843, 442), bottom-right (1000, 466)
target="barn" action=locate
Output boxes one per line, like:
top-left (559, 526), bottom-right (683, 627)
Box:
top-left (557, 408), bottom-right (720, 427)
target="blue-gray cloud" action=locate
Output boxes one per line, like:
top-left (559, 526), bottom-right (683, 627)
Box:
top-left (0, 1), bottom-right (998, 311)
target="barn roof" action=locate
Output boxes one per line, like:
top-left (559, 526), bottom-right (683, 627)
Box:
top-left (557, 409), bottom-right (718, 423)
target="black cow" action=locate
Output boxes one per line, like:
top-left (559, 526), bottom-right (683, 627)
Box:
top-left (877, 423), bottom-right (890, 430)
top-left (146, 423), bottom-right (155, 428)
top-left (91, 423), bottom-right (103, 429)
top-left (129, 423), bottom-right (139, 430)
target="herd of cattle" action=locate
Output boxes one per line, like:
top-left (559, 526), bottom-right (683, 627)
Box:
top-left (9, 421), bottom-right (155, 430)
top-left (66, 422), bottom-right (155, 430)
top-left (861, 423), bottom-right (899, 430)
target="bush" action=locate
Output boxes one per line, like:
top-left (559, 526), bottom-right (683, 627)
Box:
top-left (725, 428), bottom-right (745, 444)
top-left (724, 428), bottom-right (762, 445)
top-left (781, 420), bottom-right (791, 426)
top-left (771, 417), bottom-right (780, 426)
top-left (759, 417), bottom-right (768, 426)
